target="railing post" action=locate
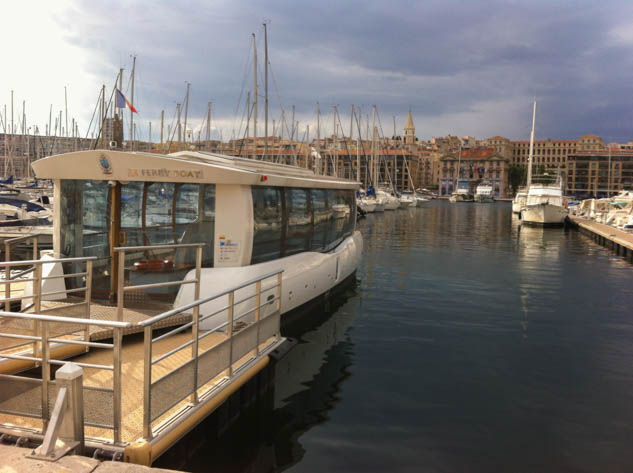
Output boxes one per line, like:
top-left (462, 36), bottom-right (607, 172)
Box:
top-left (227, 291), bottom-right (235, 377)
top-left (83, 260), bottom-right (93, 345)
top-left (41, 319), bottom-right (50, 428)
top-left (31, 362), bottom-right (85, 460)
top-left (113, 327), bottom-right (123, 444)
top-left (255, 280), bottom-right (261, 357)
top-left (33, 235), bottom-right (39, 260)
top-left (33, 264), bottom-right (43, 361)
top-left (276, 271), bottom-right (282, 340)
top-left (4, 241), bottom-right (10, 312)
top-left (143, 325), bottom-right (153, 440)
top-left (276, 271), bottom-right (282, 312)
top-left (56, 362), bottom-right (85, 454)
top-left (190, 246), bottom-right (202, 404)
top-left (116, 250), bottom-right (125, 322)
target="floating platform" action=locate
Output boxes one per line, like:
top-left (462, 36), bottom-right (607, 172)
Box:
top-left (0, 252), bottom-right (285, 466)
top-left (567, 215), bottom-right (633, 263)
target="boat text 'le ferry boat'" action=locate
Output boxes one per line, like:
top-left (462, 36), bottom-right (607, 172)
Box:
top-left (0, 149), bottom-right (362, 465)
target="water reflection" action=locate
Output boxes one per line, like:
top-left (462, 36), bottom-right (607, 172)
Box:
top-left (158, 201), bottom-right (633, 473)
top-left (155, 279), bottom-right (359, 473)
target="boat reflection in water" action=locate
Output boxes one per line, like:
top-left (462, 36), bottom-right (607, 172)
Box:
top-left (154, 277), bottom-right (359, 473)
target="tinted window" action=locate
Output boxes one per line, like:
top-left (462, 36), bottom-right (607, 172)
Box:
top-left (311, 189), bottom-right (332, 251)
top-left (252, 187), bottom-right (283, 264)
top-left (251, 186), bottom-right (355, 264)
top-left (284, 188), bottom-right (311, 256)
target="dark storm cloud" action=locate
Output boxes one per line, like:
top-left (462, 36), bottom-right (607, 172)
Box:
top-left (61, 0), bottom-right (633, 141)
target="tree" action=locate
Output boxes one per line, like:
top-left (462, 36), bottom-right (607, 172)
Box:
top-left (508, 165), bottom-right (527, 194)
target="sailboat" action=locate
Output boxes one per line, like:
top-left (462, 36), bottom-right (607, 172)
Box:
top-left (449, 146), bottom-right (474, 202)
top-left (520, 101), bottom-right (567, 225)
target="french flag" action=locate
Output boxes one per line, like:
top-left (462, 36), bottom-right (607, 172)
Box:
top-left (116, 89), bottom-right (138, 113)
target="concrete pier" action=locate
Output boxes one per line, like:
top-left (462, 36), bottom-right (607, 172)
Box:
top-left (0, 444), bottom-right (179, 473)
top-left (567, 215), bottom-right (633, 263)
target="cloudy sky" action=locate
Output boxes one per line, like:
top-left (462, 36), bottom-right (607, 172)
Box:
top-left (2, 0), bottom-right (633, 144)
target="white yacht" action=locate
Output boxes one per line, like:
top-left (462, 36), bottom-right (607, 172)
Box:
top-left (512, 187), bottom-right (527, 213)
top-left (519, 100), bottom-right (567, 226)
top-left (521, 177), bottom-right (567, 225)
top-left (376, 185), bottom-right (399, 210)
top-left (474, 181), bottom-right (494, 203)
top-left (398, 191), bottom-right (418, 208)
top-left (449, 179), bottom-right (474, 202)
top-left (31, 149), bottom-right (363, 325)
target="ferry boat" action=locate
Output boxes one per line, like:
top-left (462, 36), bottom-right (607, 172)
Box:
top-left (449, 179), bottom-right (474, 202)
top-left (31, 149), bottom-right (363, 327)
top-left (474, 181), bottom-right (494, 203)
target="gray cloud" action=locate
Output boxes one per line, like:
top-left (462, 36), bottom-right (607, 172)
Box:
top-left (57, 0), bottom-right (633, 142)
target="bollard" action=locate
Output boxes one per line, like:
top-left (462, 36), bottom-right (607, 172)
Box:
top-left (29, 362), bottom-right (85, 461)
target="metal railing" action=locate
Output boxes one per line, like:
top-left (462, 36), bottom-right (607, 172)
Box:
top-left (3, 234), bottom-right (42, 311)
top-left (0, 310), bottom-right (130, 443)
top-left (114, 243), bottom-right (205, 320)
top-left (0, 245), bottom-right (284, 448)
top-left (0, 256), bottom-right (95, 352)
top-left (4, 233), bottom-right (41, 263)
top-left (140, 268), bottom-right (282, 439)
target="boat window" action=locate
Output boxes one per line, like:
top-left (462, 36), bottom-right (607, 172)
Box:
top-left (175, 183), bottom-right (199, 224)
top-left (144, 182), bottom-right (175, 246)
top-left (60, 180), bottom-right (215, 302)
top-left (60, 180), bottom-right (111, 295)
top-left (251, 187), bottom-right (283, 264)
top-left (284, 188), bottom-right (311, 256)
top-left (121, 182), bottom-right (144, 246)
top-left (251, 186), bottom-right (355, 265)
top-left (311, 189), bottom-right (332, 251)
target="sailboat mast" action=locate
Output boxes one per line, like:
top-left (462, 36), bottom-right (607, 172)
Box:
top-left (130, 56), bottom-right (136, 151)
top-left (183, 82), bottom-right (190, 150)
top-left (372, 105), bottom-right (377, 187)
top-left (207, 102), bottom-right (211, 151)
top-left (64, 86), bottom-right (69, 137)
top-left (252, 33), bottom-right (258, 159)
top-left (263, 22), bottom-right (269, 160)
top-left (160, 110), bottom-right (164, 153)
top-left (101, 85), bottom-right (106, 148)
top-left (527, 100), bottom-right (536, 186)
top-left (316, 102), bottom-right (321, 175)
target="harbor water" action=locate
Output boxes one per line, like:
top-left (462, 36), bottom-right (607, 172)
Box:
top-left (157, 200), bottom-right (633, 473)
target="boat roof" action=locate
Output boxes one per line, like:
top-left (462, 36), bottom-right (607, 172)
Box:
top-left (31, 150), bottom-right (359, 190)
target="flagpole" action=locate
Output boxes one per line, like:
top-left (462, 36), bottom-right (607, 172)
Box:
top-left (130, 56), bottom-right (136, 151)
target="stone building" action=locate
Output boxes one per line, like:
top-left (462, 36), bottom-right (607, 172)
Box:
top-left (438, 147), bottom-right (510, 198)
top-left (567, 150), bottom-right (633, 197)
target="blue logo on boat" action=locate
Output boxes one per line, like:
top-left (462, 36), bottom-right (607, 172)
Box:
top-left (99, 154), bottom-right (113, 174)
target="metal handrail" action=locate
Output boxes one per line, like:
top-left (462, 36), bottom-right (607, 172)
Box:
top-left (0, 311), bottom-right (133, 328)
top-left (113, 243), bottom-right (204, 252)
top-left (137, 269), bottom-right (283, 327)
top-left (0, 256), bottom-right (98, 267)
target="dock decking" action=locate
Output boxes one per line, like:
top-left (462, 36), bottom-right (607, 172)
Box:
top-left (568, 215), bottom-right (633, 262)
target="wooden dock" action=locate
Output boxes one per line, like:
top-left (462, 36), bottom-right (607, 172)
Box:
top-left (567, 215), bottom-right (633, 262)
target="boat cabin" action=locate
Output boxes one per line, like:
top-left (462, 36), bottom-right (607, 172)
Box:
top-left (32, 150), bottom-right (358, 304)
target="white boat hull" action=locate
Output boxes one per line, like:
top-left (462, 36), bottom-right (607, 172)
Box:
top-left (474, 194), bottom-right (494, 203)
top-left (358, 200), bottom-right (376, 213)
top-left (522, 203), bottom-right (567, 225)
top-left (177, 231), bottom-right (364, 330)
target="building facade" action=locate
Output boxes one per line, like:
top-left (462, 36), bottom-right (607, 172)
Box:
top-left (438, 148), bottom-right (510, 197)
top-left (567, 150), bottom-right (633, 197)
